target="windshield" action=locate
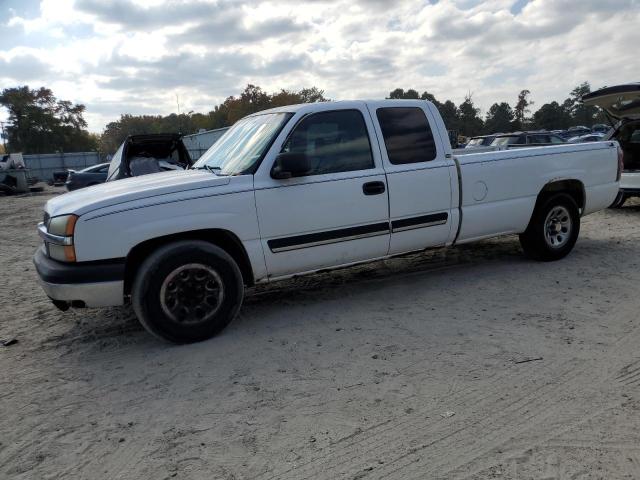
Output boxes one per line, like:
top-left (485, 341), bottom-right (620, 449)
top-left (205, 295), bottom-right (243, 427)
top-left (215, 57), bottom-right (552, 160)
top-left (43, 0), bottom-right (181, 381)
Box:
top-left (81, 163), bottom-right (104, 173)
top-left (193, 112), bottom-right (293, 175)
top-left (466, 138), bottom-right (484, 147)
top-left (492, 136), bottom-right (519, 146)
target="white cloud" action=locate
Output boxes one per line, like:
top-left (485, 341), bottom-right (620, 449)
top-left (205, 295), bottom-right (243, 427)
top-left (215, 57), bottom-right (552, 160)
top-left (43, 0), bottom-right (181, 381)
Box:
top-left (1, 0), bottom-right (639, 131)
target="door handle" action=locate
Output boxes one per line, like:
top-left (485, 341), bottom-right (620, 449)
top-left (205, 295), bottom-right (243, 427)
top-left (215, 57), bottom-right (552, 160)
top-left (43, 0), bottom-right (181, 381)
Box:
top-left (362, 181), bottom-right (386, 195)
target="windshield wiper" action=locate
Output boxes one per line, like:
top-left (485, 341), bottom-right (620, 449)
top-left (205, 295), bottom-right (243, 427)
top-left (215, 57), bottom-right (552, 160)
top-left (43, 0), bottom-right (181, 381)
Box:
top-left (195, 165), bottom-right (227, 175)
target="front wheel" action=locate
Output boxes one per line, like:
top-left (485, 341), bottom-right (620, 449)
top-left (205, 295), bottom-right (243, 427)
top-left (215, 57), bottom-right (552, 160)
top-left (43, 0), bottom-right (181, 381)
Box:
top-left (519, 194), bottom-right (580, 262)
top-left (132, 240), bottom-right (244, 343)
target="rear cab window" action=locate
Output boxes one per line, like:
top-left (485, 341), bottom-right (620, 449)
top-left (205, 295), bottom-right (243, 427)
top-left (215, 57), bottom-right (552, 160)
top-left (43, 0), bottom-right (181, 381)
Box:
top-left (375, 107), bottom-right (437, 164)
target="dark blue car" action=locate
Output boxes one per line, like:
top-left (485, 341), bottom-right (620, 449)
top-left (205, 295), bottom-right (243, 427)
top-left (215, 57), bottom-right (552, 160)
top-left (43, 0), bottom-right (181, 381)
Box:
top-left (65, 162), bottom-right (110, 191)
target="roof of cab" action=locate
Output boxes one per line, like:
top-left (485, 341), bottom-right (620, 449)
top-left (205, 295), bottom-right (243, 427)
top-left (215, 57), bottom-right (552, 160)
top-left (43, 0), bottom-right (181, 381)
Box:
top-left (249, 100), bottom-right (368, 116)
top-left (248, 99), bottom-right (434, 116)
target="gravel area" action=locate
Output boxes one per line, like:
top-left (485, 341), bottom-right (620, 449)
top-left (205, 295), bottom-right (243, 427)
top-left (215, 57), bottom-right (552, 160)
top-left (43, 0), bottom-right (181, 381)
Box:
top-left (1, 186), bottom-right (640, 479)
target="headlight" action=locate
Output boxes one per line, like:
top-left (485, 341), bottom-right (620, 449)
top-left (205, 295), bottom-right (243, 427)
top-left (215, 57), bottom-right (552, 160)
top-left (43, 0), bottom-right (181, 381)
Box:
top-left (48, 214), bottom-right (78, 237)
top-left (43, 214), bottom-right (78, 262)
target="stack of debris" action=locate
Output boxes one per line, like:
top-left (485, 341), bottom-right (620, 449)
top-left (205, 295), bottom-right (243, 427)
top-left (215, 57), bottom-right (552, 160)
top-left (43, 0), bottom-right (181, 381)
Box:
top-left (0, 153), bottom-right (43, 194)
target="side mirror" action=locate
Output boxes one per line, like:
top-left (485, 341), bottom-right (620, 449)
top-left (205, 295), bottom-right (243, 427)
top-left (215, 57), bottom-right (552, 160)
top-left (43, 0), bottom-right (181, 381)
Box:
top-left (271, 152), bottom-right (311, 179)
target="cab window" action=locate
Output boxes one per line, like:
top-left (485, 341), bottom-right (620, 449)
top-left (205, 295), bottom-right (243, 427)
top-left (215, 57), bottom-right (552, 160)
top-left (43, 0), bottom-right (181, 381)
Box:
top-left (282, 110), bottom-right (374, 175)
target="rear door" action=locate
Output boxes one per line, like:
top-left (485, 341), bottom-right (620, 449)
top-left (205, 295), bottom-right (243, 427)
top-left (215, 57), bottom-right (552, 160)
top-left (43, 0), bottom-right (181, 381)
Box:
top-left (254, 104), bottom-right (390, 278)
top-left (367, 101), bottom-right (456, 255)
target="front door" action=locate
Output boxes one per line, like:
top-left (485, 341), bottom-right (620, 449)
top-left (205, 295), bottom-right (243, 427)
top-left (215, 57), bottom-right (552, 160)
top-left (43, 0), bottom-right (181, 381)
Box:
top-left (254, 105), bottom-right (390, 278)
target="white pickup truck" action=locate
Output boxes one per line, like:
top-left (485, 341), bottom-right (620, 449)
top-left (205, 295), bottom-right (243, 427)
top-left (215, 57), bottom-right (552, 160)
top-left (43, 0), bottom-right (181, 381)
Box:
top-left (34, 100), bottom-right (622, 343)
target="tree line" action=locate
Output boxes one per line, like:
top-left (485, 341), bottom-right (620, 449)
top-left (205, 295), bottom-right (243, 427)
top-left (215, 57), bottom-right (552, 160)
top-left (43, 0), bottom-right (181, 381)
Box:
top-left (388, 82), bottom-right (605, 137)
top-left (98, 85), bottom-right (327, 153)
top-left (0, 82), bottom-right (606, 155)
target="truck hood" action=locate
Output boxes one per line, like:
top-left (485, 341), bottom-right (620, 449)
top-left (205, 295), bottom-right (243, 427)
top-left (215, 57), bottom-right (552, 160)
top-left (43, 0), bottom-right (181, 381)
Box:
top-left (582, 83), bottom-right (640, 121)
top-left (46, 169), bottom-right (231, 217)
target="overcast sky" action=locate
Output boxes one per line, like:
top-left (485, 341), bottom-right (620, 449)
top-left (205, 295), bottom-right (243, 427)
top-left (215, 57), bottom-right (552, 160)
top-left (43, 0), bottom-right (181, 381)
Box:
top-left (1, 0), bottom-right (639, 132)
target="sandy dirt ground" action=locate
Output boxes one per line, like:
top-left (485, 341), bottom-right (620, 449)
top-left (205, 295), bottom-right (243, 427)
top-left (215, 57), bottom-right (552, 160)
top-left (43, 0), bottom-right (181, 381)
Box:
top-left (1, 186), bottom-right (640, 480)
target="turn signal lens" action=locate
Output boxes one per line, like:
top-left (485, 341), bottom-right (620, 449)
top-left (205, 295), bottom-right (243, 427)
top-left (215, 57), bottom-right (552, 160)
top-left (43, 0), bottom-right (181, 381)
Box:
top-left (65, 215), bottom-right (78, 236)
top-left (46, 214), bottom-right (78, 262)
top-left (64, 245), bottom-right (77, 262)
top-left (48, 244), bottom-right (76, 262)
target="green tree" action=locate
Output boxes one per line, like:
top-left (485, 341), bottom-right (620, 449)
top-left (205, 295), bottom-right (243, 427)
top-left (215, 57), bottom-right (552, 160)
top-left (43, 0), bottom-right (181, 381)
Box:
top-left (458, 94), bottom-right (484, 136)
top-left (484, 102), bottom-right (514, 134)
top-left (513, 89), bottom-right (533, 130)
top-left (532, 101), bottom-right (572, 130)
top-left (438, 100), bottom-right (459, 131)
top-left (298, 87), bottom-right (327, 103)
top-left (0, 86), bottom-right (97, 153)
top-left (385, 88), bottom-right (460, 131)
top-left (387, 88), bottom-right (420, 99)
top-left (565, 82), bottom-right (599, 126)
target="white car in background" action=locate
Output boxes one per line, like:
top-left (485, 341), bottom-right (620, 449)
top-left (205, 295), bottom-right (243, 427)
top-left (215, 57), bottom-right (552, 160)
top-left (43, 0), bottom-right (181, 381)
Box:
top-left (583, 83), bottom-right (640, 208)
top-left (567, 133), bottom-right (606, 143)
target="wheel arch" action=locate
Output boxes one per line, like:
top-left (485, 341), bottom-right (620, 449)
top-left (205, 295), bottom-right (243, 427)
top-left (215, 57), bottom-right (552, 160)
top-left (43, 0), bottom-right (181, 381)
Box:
top-left (535, 179), bottom-right (586, 212)
top-left (124, 229), bottom-right (255, 295)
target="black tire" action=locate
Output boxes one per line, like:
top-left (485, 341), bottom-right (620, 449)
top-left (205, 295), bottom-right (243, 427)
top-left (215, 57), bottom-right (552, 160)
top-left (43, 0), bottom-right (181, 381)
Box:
top-left (608, 191), bottom-right (626, 209)
top-left (519, 193), bottom-right (580, 262)
top-left (132, 240), bottom-right (244, 343)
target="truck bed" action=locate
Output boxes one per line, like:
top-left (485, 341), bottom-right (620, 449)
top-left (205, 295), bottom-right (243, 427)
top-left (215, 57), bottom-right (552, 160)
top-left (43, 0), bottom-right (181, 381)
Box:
top-left (453, 141), bottom-right (619, 243)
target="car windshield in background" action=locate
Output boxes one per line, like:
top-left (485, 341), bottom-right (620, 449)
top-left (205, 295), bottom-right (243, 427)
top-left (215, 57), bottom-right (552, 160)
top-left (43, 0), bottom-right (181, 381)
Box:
top-left (466, 138), bottom-right (484, 146)
top-left (193, 112), bottom-right (293, 175)
top-left (492, 136), bottom-right (518, 146)
top-left (80, 163), bottom-right (107, 173)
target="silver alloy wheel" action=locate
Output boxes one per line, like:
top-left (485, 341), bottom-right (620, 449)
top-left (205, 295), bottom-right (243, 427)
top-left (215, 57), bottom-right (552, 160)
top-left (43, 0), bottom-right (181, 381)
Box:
top-left (544, 206), bottom-right (572, 249)
top-left (160, 263), bottom-right (224, 324)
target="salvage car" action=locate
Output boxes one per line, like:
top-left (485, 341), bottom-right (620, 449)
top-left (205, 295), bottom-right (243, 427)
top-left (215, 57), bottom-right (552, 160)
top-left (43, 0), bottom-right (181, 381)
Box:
top-left (583, 83), bottom-right (640, 208)
top-left (34, 100), bottom-right (621, 343)
top-left (465, 134), bottom-right (500, 148)
top-left (567, 126), bottom-right (592, 137)
top-left (106, 133), bottom-right (193, 182)
top-left (491, 132), bottom-right (566, 148)
top-left (567, 133), bottom-right (606, 143)
top-left (65, 163), bottom-right (110, 191)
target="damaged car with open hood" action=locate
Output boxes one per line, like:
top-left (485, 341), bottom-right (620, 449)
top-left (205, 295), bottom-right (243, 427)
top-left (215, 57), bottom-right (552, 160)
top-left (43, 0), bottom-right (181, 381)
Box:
top-left (583, 83), bottom-right (640, 207)
top-left (106, 133), bottom-right (194, 182)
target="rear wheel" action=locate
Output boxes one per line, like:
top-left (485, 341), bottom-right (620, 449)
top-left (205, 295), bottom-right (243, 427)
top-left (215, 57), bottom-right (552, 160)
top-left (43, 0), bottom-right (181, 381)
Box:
top-left (609, 191), bottom-right (627, 209)
top-left (519, 194), bottom-right (580, 261)
top-left (132, 240), bottom-right (244, 343)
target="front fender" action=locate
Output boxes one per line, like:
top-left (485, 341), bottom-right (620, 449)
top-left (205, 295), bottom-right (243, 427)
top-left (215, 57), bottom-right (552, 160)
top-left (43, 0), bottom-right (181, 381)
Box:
top-left (73, 188), bottom-right (261, 267)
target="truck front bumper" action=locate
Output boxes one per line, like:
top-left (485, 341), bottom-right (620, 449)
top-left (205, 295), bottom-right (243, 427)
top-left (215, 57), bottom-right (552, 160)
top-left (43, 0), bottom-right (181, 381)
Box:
top-left (33, 247), bottom-right (125, 308)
